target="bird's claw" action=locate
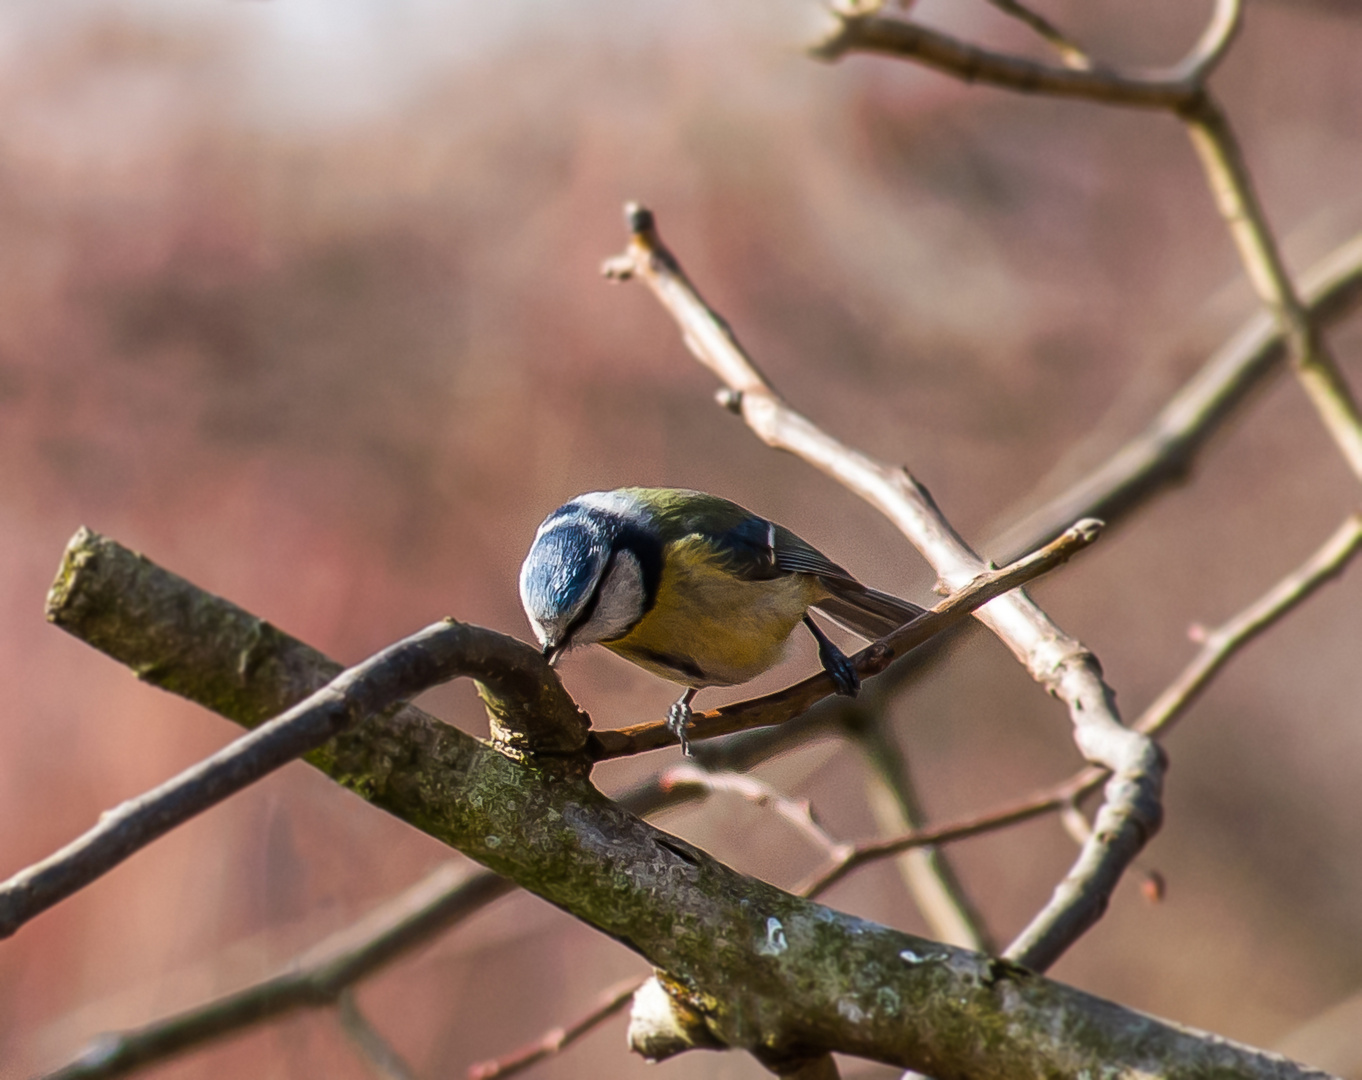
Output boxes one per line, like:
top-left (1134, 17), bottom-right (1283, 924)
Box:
top-left (804, 613), bottom-right (860, 698)
top-left (667, 699), bottom-right (694, 757)
top-left (824, 648), bottom-right (860, 698)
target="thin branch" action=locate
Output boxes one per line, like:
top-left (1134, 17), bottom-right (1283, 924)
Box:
top-left (1170, 0), bottom-right (1244, 82)
top-left (988, 232), bottom-right (1362, 562)
top-left (467, 977), bottom-right (642, 1080)
top-left (1179, 92), bottom-right (1362, 481)
top-left (338, 992), bottom-right (421, 1080)
top-left (588, 517), bottom-right (1102, 760)
top-left (811, 10), bottom-right (1191, 108)
top-left (1135, 512), bottom-right (1362, 741)
top-left (605, 204), bottom-right (1157, 974)
top-left (847, 706), bottom-right (995, 952)
top-left (40, 865), bottom-right (513, 1080)
top-left (46, 532), bottom-right (1335, 1076)
top-left (815, 0), bottom-right (1240, 99)
top-left (657, 764), bottom-right (842, 852)
top-left (983, 0), bottom-right (1094, 70)
top-left (797, 778), bottom-right (1079, 899)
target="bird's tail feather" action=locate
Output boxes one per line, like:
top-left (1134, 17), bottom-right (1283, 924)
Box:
top-left (813, 581), bottom-right (924, 640)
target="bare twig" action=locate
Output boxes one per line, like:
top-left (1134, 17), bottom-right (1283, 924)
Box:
top-left (988, 233), bottom-right (1362, 562)
top-left (1135, 513), bottom-right (1362, 740)
top-left (588, 517), bottom-right (1102, 760)
top-left (605, 204), bottom-right (1156, 973)
top-left (847, 706), bottom-right (995, 952)
top-left (797, 779), bottom-right (1079, 899)
top-left (812, 10), bottom-right (1190, 108)
top-left (1170, 0), bottom-right (1244, 81)
top-left (467, 977), bottom-right (642, 1080)
top-left (658, 764), bottom-right (842, 852)
top-left (983, 0), bottom-right (1093, 70)
top-left (40, 865), bottom-right (512, 1080)
top-left (1180, 92), bottom-right (1362, 480)
top-left (338, 991), bottom-right (421, 1080)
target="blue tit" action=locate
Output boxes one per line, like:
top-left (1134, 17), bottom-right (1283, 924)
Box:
top-left (519, 487), bottom-right (923, 754)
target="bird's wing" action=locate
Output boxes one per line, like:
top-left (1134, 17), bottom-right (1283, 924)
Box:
top-left (813, 584), bottom-right (925, 640)
top-left (769, 524), bottom-right (855, 579)
top-left (771, 524), bottom-right (925, 639)
top-left (716, 517), bottom-right (857, 583)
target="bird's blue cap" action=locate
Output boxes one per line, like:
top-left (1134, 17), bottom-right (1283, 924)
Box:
top-left (519, 515), bottom-right (610, 653)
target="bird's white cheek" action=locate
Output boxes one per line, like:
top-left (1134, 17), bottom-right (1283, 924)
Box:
top-left (526, 616), bottom-right (551, 648)
top-left (578, 549), bottom-right (646, 645)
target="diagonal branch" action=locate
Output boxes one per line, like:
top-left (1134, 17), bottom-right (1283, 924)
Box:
top-left (1179, 91), bottom-right (1362, 480)
top-left (42, 863), bottom-right (512, 1080)
top-left (815, 0), bottom-right (1240, 100)
top-left (589, 517), bottom-right (1101, 759)
top-left (988, 233), bottom-right (1362, 562)
top-left (467, 977), bottom-right (642, 1080)
top-left (337, 992), bottom-right (421, 1080)
top-left (657, 764), bottom-right (842, 852)
top-left (604, 204), bottom-right (1160, 973)
top-left (846, 705), bottom-right (996, 952)
top-left (812, 10), bottom-right (1189, 108)
top-left (983, 0), bottom-right (1094, 70)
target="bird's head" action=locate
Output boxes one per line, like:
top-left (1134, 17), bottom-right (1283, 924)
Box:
top-left (519, 492), bottom-right (657, 663)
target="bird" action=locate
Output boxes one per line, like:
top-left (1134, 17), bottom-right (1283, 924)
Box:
top-left (518, 487), bottom-right (924, 754)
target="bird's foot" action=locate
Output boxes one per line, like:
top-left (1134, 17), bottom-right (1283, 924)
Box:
top-left (805, 615), bottom-right (860, 698)
top-left (822, 645), bottom-right (860, 697)
top-left (667, 689), bottom-right (698, 757)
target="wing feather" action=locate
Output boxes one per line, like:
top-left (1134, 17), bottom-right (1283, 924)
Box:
top-left (813, 582), bottom-right (924, 640)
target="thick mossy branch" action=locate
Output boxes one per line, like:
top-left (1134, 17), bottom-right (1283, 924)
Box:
top-left (42, 528), bottom-right (1333, 1079)
top-left (45, 528), bottom-right (590, 757)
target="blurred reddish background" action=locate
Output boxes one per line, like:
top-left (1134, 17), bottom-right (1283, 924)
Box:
top-left (2, 1), bottom-right (1362, 1077)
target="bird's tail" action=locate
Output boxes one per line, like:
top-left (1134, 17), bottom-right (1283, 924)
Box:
top-left (813, 580), bottom-right (925, 640)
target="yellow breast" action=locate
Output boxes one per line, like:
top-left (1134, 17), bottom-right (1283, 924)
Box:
top-left (603, 536), bottom-right (823, 688)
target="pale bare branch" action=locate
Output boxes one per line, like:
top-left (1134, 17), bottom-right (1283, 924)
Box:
top-left (658, 764), bottom-right (842, 852)
top-left (983, 0), bottom-right (1093, 70)
top-left (338, 992), bottom-right (421, 1080)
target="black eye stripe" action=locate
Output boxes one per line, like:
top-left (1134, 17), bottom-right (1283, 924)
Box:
top-left (614, 524), bottom-right (662, 612)
top-left (549, 501), bottom-right (664, 651)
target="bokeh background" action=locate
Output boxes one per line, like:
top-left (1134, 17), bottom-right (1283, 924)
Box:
top-left (2, 1), bottom-right (1362, 1077)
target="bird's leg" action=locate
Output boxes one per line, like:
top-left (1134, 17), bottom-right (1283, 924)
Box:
top-left (803, 615), bottom-right (860, 697)
top-left (667, 687), bottom-right (700, 757)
